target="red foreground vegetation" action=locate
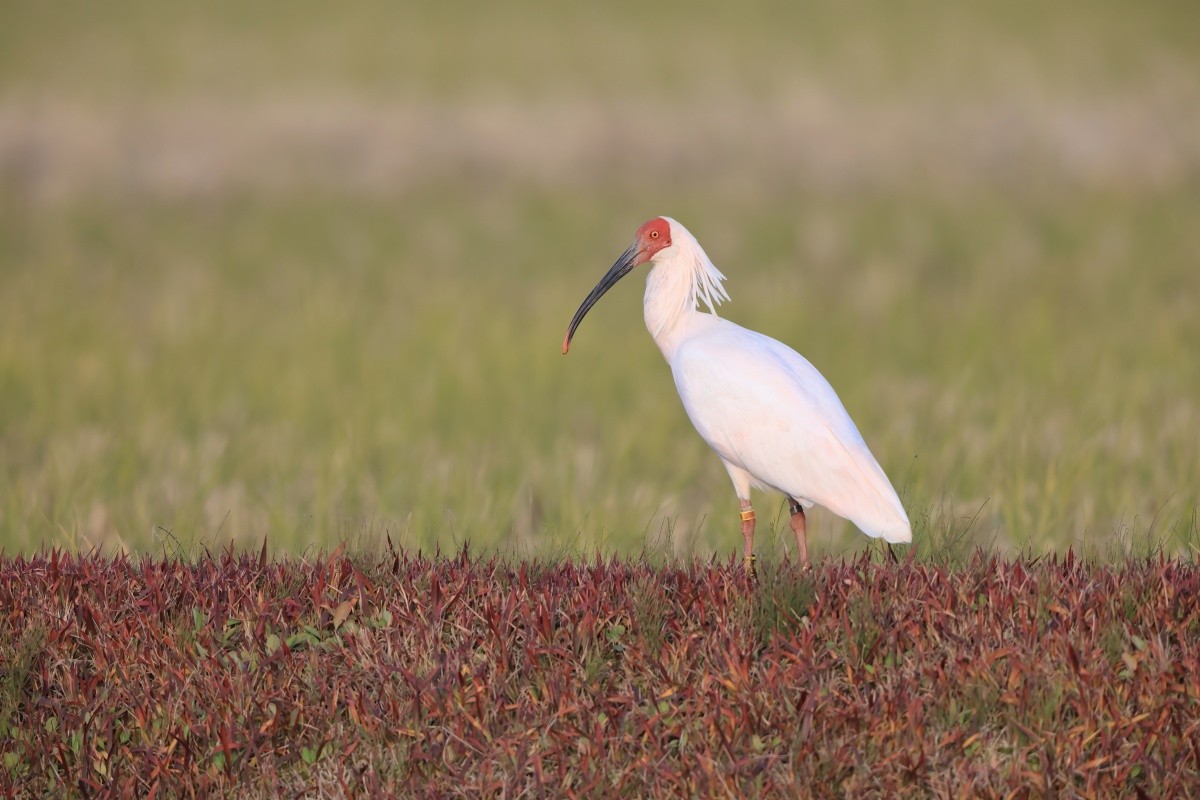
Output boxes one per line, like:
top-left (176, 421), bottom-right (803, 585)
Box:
top-left (1, 545), bottom-right (1198, 798)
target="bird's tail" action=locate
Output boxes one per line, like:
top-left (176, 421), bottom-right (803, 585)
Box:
top-left (878, 518), bottom-right (913, 544)
top-left (846, 488), bottom-right (912, 544)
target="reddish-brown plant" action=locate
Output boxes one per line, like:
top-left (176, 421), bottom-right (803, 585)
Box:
top-left (1, 545), bottom-right (1197, 798)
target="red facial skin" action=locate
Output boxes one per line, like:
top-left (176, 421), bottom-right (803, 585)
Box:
top-left (633, 217), bottom-right (672, 265)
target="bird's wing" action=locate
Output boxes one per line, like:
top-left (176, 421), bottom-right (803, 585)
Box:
top-left (671, 318), bottom-right (910, 542)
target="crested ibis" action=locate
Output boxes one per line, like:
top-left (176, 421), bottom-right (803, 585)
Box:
top-left (562, 217), bottom-right (912, 570)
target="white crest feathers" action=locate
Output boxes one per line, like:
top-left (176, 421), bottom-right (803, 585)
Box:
top-left (663, 217), bottom-right (730, 314)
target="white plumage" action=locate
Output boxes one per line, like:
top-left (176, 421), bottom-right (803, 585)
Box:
top-left (563, 216), bottom-right (911, 568)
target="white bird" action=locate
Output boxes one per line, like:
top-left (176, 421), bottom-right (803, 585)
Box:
top-left (562, 217), bottom-right (911, 570)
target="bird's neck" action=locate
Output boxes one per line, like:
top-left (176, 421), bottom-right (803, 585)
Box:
top-left (641, 239), bottom-right (730, 360)
top-left (643, 263), bottom-right (700, 359)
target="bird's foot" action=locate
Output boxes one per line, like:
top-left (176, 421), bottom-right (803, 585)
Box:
top-left (742, 553), bottom-right (758, 583)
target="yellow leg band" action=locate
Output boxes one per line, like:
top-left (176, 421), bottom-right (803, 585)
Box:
top-left (740, 509), bottom-right (756, 522)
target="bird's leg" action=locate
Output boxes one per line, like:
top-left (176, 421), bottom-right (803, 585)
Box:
top-left (788, 498), bottom-right (810, 571)
top-left (739, 498), bottom-right (756, 575)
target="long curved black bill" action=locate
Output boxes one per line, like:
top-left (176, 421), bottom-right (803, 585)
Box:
top-left (562, 243), bottom-right (639, 354)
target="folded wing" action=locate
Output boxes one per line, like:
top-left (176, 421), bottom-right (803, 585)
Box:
top-left (671, 318), bottom-right (911, 543)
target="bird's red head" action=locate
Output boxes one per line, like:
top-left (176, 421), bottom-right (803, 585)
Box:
top-left (633, 217), bottom-right (672, 265)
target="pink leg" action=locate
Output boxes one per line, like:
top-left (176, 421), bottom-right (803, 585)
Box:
top-left (740, 498), bottom-right (756, 574)
top-left (789, 498), bottom-right (810, 570)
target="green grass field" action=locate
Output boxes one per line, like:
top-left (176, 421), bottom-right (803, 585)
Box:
top-left (2, 0), bottom-right (1198, 558)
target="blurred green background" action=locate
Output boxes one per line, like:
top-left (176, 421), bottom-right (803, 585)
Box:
top-left (2, 0), bottom-right (1197, 558)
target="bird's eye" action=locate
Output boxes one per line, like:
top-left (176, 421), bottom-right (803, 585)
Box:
top-left (650, 230), bottom-right (659, 238)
